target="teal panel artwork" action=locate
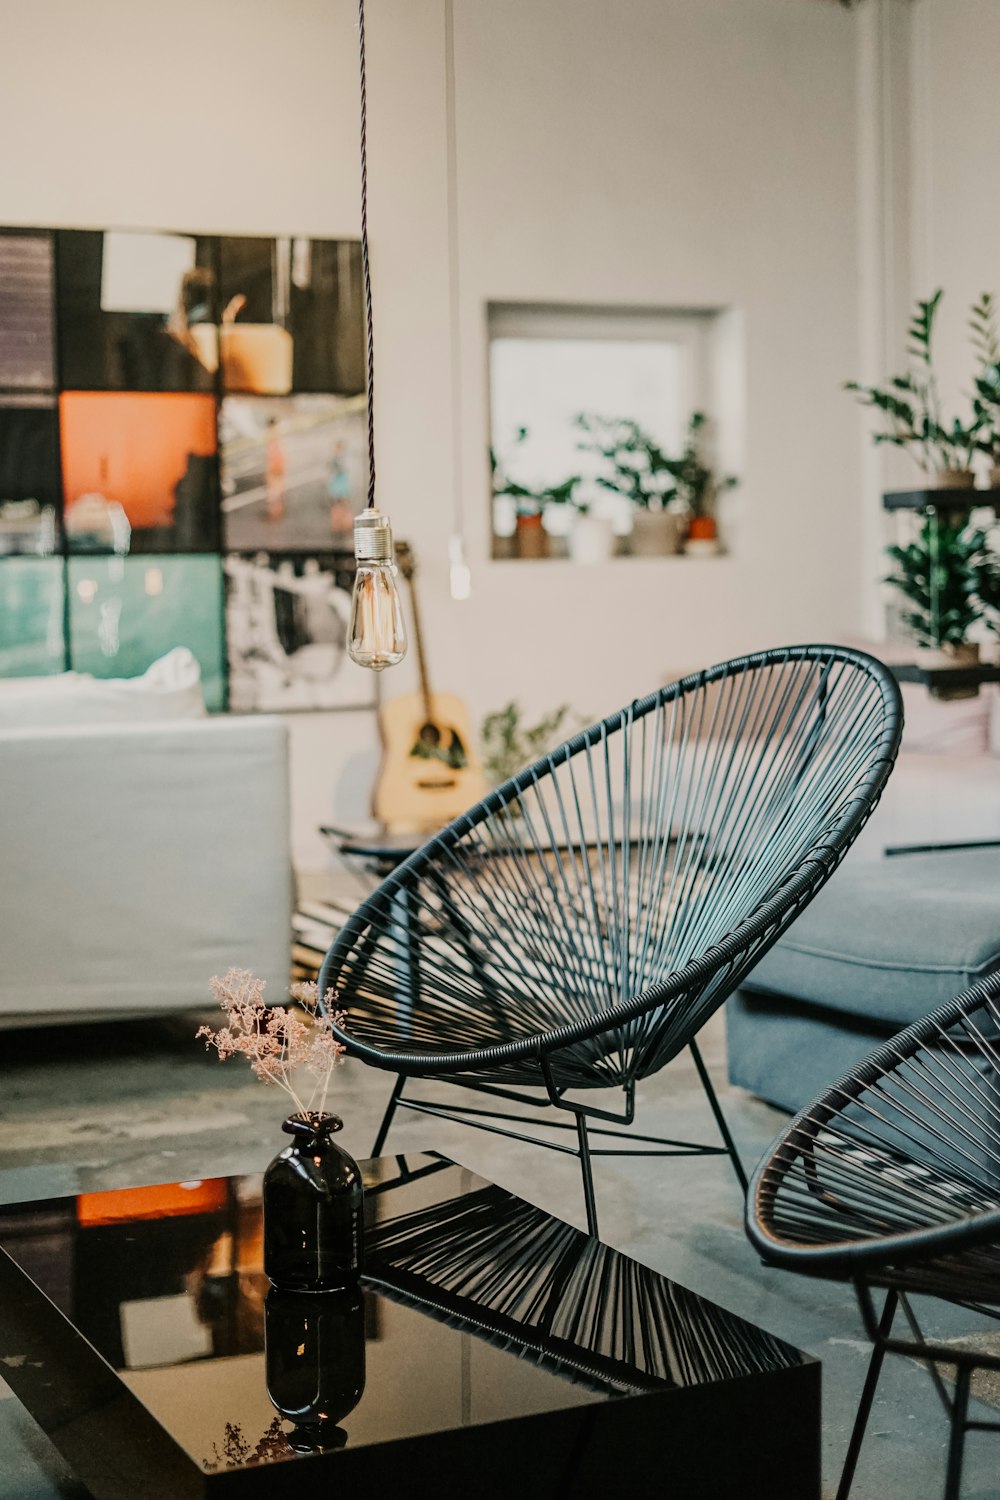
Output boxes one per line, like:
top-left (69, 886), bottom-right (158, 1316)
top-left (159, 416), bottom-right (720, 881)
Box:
top-left (0, 558), bottom-right (66, 676)
top-left (68, 555), bottom-right (225, 710)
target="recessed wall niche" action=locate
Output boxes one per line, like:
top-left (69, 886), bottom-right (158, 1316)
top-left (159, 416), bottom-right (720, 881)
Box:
top-left (488, 302), bottom-right (739, 564)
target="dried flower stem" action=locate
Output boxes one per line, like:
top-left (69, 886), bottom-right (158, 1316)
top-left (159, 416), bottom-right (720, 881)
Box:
top-left (197, 969), bottom-right (346, 1119)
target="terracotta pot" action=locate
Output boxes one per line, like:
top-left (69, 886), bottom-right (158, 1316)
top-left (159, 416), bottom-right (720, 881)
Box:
top-left (914, 641), bottom-right (981, 669)
top-left (515, 512), bottom-right (548, 559)
top-left (684, 514), bottom-right (721, 556)
top-left (568, 514), bottom-right (615, 565)
top-left (629, 509), bottom-right (680, 557)
top-left (930, 469), bottom-right (976, 490)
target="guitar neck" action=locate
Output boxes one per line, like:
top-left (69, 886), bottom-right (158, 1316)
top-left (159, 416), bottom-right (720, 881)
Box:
top-left (399, 549), bottom-right (434, 722)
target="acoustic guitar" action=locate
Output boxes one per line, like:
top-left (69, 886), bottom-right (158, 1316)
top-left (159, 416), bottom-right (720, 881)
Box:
top-left (373, 542), bottom-right (487, 834)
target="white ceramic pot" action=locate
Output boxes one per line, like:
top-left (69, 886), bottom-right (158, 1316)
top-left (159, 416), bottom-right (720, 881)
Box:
top-left (629, 509), bottom-right (680, 557)
top-left (569, 514), bottom-right (615, 565)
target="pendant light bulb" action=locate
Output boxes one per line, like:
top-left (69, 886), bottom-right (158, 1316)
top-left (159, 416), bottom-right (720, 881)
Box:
top-left (348, 510), bottom-right (407, 671)
top-left (448, 533), bottom-right (471, 601)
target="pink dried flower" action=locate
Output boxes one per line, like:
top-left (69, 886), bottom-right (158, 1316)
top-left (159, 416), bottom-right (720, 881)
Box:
top-left (197, 968), bottom-right (347, 1118)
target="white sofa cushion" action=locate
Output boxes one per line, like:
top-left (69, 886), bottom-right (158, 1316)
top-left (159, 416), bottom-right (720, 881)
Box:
top-left (0, 648), bottom-right (206, 729)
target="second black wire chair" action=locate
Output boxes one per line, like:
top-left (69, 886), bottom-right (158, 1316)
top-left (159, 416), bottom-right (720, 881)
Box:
top-left (321, 645), bottom-right (902, 1236)
top-left (747, 969), bottom-right (1000, 1500)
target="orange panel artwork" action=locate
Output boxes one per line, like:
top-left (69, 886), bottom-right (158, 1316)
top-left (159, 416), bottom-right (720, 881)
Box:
top-left (59, 391), bottom-right (218, 551)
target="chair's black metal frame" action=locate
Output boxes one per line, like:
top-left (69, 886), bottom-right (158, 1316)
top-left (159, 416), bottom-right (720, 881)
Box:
top-left (747, 970), bottom-right (1000, 1500)
top-left (321, 645), bottom-right (902, 1238)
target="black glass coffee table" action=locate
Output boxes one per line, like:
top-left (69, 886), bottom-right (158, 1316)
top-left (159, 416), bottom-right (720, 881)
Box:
top-left (0, 1155), bottom-right (819, 1498)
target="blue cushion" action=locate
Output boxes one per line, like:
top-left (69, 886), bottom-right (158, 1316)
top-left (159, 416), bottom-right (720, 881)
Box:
top-left (743, 847), bottom-right (1000, 1028)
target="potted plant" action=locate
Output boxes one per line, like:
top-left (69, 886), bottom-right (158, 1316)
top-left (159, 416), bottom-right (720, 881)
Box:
top-left (846, 291), bottom-right (985, 489)
top-left (972, 540), bottom-right (1000, 644)
top-left (567, 479), bottom-right (616, 564)
top-left (490, 430), bottom-right (580, 559)
top-left (969, 292), bottom-right (1000, 488)
top-left (885, 511), bottom-right (986, 667)
top-left (575, 413), bottom-right (682, 556)
top-left (663, 411), bottom-right (737, 554)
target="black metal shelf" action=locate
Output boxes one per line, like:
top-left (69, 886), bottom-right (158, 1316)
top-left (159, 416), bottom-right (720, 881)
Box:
top-left (890, 661), bottom-right (1000, 692)
top-left (883, 488), bottom-right (1000, 513)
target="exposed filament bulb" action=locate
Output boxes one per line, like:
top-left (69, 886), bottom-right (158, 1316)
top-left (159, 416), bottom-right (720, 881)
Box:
top-left (348, 509), bottom-right (407, 671)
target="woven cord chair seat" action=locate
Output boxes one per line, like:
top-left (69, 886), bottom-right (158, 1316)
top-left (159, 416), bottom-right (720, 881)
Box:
top-left (748, 971), bottom-right (1000, 1304)
top-left (747, 971), bottom-right (1000, 1499)
top-left (325, 646), bottom-right (901, 1092)
top-left (320, 646), bottom-right (901, 1237)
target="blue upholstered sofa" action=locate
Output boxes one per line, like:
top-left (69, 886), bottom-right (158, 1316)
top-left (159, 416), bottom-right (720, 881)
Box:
top-left (727, 846), bottom-right (1000, 1114)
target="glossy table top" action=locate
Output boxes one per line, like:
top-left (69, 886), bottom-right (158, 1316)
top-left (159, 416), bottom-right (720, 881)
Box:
top-left (0, 1155), bottom-right (817, 1497)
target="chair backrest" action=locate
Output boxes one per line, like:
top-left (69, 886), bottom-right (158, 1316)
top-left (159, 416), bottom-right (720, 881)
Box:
top-left (747, 967), bottom-right (1000, 1296)
top-left (323, 646), bottom-right (901, 1089)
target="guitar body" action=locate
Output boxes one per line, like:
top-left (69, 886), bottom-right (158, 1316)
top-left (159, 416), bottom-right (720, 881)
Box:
top-left (374, 689), bottom-right (488, 835)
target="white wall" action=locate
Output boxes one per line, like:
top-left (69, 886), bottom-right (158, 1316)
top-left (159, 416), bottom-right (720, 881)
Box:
top-left (907, 0), bottom-right (1000, 414)
top-left (0, 0), bottom-right (873, 869)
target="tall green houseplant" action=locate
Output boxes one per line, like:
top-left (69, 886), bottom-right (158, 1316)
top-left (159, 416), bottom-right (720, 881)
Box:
top-left (885, 513), bottom-right (985, 651)
top-left (846, 291), bottom-right (984, 482)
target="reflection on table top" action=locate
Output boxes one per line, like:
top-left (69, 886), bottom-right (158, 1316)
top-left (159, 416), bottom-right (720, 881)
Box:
top-left (0, 1154), bottom-right (808, 1480)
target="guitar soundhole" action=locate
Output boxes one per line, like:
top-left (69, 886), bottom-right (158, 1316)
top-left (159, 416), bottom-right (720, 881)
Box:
top-left (410, 722), bottom-right (469, 771)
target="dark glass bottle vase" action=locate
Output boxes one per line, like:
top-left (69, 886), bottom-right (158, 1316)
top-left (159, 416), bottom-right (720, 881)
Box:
top-left (263, 1113), bottom-right (364, 1291)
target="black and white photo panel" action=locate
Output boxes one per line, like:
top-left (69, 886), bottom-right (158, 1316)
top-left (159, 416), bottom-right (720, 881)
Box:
top-left (224, 551), bottom-right (376, 713)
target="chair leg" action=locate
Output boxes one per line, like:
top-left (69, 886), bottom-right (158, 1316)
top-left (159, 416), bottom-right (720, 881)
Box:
top-left (688, 1038), bottom-right (748, 1194)
top-left (372, 1074), bottom-right (406, 1156)
top-left (575, 1111), bottom-right (600, 1239)
top-left (836, 1290), bottom-right (899, 1500)
top-left (944, 1365), bottom-right (971, 1500)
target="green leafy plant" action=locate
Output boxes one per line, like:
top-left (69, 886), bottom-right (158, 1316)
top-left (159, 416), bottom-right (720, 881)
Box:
top-left (575, 414), bottom-right (677, 510)
top-left (973, 543), bottom-right (1000, 636)
top-left (661, 411), bottom-right (738, 518)
top-left (490, 428), bottom-right (579, 516)
top-left (885, 513), bottom-right (986, 648)
top-left (480, 701), bottom-right (581, 788)
top-left (970, 292), bottom-right (1000, 470)
top-left (846, 290), bottom-right (985, 476)
top-left (575, 411), bottom-right (736, 517)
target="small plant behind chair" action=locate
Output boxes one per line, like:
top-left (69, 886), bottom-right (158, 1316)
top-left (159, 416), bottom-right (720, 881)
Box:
top-left (480, 701), bottom-right (581, 789)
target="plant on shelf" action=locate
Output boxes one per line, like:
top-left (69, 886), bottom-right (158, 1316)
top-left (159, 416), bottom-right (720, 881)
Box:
top-left (846, 290), bottom-right (985, 487)
top-left (490, 428), bottom-right (579, 559)
top-left (480, 701), bottom-right (581, 789)
top-left (973, 541), bottom-right (1000, 639)
top-left (660, 411), bottom-right (737, 550)
top-left (969, 291), bottom-right (1000, 484)
top-left (574, 413), bottom-right (677, 510)
top-left (884, 512), bottom-right (987, 662)
top-left (490, 427), bottom-right (580, 512)
top-left (575, 410), bottom-right (736, 555)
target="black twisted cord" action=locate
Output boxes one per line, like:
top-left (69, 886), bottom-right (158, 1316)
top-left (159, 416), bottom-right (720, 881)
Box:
top-left (358, 0), bottom-right (376, 508)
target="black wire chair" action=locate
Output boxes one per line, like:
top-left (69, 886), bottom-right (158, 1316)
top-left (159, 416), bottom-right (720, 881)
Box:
top-left (320, 645), bottom-right (901, 1237)
top-left (746, 969), bottom-right (1000, 1500)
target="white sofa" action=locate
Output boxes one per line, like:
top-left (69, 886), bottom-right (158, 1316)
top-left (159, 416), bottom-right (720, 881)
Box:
top-left (0, 657), bottom-right (292, 1027)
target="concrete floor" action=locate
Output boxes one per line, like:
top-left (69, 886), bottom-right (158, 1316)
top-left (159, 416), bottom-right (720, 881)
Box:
top-left (1, 1006), bottom-right (998, 1500)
